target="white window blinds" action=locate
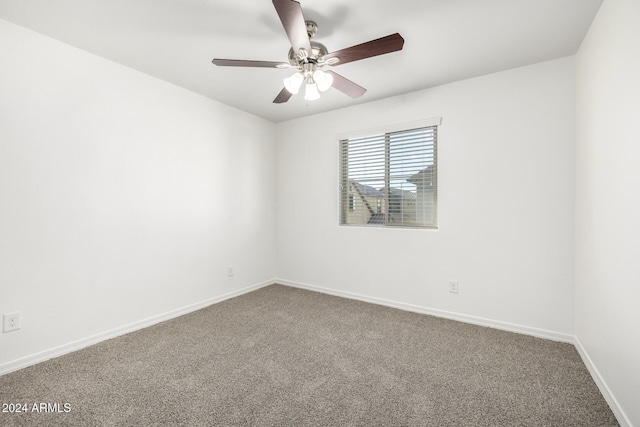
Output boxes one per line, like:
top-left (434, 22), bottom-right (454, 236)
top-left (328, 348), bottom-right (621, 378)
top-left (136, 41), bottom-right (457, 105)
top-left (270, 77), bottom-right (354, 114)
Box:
top-left (339, 123), bottom-right (438, 228)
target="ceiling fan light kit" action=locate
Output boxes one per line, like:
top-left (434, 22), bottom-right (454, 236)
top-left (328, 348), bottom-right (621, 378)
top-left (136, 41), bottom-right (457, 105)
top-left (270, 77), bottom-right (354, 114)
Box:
top-left (313, 70), bottom-right (333, 92)
top-left (212, 0), bottom-right (405, 104)
top-left (283, 71), bottom-right (304, 94)
top-left (304, 80), bottom-right (320, 101)
top-left (283, 60), bottom-right (333, 99)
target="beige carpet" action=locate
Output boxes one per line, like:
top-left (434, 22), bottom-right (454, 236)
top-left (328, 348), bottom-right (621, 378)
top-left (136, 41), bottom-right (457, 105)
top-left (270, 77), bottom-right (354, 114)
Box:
top-left (0, 284), bottom-right (618, 426)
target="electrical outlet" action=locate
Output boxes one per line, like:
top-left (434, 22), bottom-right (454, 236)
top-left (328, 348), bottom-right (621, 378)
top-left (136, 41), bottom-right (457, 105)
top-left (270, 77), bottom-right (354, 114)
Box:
top-left (3, 311), bottom-right (21, 332)
top-left (227, 265), bottom-right (234, 277)
top-left (449, 280), bottom-right (459, 294)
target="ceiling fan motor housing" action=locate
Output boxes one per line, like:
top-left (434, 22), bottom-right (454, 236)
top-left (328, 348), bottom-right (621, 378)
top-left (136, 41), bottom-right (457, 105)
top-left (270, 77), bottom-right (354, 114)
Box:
top-left (287, 21), bottom-right (327, 66)
top-left (287, 40), bottom-right (329, 66)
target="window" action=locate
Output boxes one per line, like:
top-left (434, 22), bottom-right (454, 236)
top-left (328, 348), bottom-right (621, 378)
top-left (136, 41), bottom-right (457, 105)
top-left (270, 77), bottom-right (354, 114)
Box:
top-left (339, 119), bottom-right (439, 228)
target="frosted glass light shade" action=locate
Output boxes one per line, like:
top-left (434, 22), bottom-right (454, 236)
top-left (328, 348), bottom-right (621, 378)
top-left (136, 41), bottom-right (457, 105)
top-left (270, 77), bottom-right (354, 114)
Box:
top-left (313, 70), bottom-right (333, 92)
top-left (283, 72), bottom-right (304, 94)
top-left (304, 82), bottom-right (320, 101)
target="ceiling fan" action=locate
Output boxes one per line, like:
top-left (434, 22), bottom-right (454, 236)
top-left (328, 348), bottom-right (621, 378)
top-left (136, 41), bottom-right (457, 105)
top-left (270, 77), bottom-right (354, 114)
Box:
top-left (212, 0), bottom-right (405, 104)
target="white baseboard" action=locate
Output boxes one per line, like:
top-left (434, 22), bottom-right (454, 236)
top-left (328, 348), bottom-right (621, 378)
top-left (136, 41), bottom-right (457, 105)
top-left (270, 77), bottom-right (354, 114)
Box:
top-left (574, 337), bottom-right (631, 427)
top-left (0, 280), bottom-right (272, 377)
top-left (276, 278), bottom-right (575, 343)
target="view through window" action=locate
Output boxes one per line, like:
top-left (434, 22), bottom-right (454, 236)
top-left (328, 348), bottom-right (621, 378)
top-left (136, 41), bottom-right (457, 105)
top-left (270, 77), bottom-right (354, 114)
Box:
top-left (339, 124), bottom-right (438, 228)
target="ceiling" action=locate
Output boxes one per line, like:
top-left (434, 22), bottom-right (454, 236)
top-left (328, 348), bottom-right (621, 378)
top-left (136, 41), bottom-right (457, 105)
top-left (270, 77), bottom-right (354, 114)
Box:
top-left (0, 0), bottom-right (603, 123)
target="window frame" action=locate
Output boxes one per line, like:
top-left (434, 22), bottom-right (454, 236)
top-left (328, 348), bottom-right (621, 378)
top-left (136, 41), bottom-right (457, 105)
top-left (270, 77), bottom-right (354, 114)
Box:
top-left (337, 118), bottom-right (441, 229)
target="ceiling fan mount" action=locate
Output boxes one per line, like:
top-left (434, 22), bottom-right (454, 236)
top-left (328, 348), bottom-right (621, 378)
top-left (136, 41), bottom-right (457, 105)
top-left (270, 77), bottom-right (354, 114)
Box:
top-left (305, 20), bottom-right (318, 39)
top-left (212, 0), bottom-right (405, 104)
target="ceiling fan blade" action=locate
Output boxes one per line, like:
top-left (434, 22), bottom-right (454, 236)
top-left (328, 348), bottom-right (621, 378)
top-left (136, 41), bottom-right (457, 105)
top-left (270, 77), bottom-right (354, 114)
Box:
top-left (324, 33), bottom-right (405, 66)
top-left (325, 71), bottom-right (366, 98)
top-left (273, 87), bottom-right (293, 104)
top-left (212, 59), bottom-right (286, 68)
top-left (272, 0), bottom-right (312, 55)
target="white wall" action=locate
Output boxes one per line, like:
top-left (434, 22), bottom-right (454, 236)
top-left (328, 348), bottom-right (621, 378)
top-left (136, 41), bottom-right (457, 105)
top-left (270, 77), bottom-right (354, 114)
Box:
top-left (276, 57), bottom-right (576, 339)
top-left (0, 19), bottom-right (276, 370)
top-left (575, 0), bottom-right (640, 425)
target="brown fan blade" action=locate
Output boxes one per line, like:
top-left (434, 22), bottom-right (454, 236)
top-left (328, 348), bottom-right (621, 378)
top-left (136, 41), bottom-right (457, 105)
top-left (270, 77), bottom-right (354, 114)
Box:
top-left (272, 0), bottom-right (312, 55)
top-left (212, 59), bottom-right (286, 68)
top-left (325, 71), bottom-right (366, 98)
top-left (324, 33), bottom-right (404, 66)
top-left (273, 87), bottom-right (293, 104)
